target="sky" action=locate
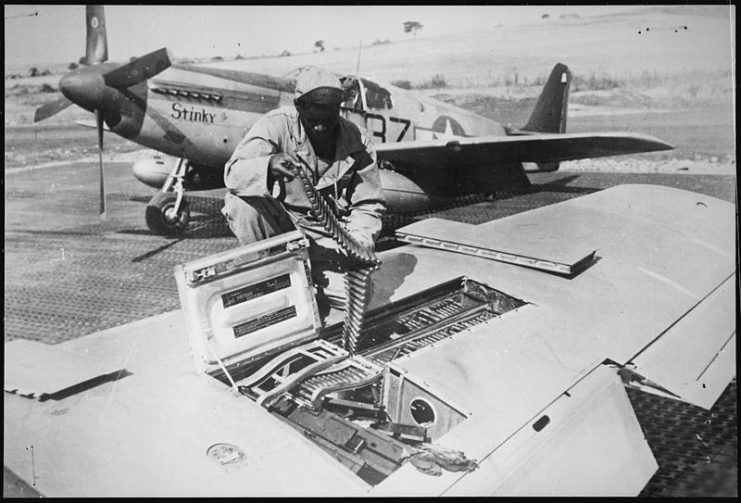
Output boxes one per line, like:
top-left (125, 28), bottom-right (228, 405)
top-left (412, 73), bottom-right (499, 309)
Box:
top-left (4, 5), bottom-right (646, 68)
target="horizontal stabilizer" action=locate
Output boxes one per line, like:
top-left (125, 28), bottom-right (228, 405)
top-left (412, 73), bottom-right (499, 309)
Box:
top-left (376, 132), bottom-right (672, 169)
top-left (75, 118), bottom-right (111, 131)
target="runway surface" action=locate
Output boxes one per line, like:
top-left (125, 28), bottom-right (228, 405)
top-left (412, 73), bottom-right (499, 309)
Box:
top-left (4, 158), bottom-right (737, 497)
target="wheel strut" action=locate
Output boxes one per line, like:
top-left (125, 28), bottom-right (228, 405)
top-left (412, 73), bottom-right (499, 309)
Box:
top-left (161, 158), bottom-right (188, 215)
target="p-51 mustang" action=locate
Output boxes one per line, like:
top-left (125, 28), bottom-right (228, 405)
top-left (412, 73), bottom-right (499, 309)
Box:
top-left (35, 6), bottom-right (672, 235)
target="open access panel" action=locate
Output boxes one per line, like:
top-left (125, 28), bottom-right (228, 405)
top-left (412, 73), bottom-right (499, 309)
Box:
top-left (174, 231), bottom-right (530, 485)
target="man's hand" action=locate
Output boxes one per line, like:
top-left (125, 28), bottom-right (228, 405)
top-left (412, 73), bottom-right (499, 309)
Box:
top-left (269, 152), bottom-right (300, 181)
top-left (349, 231), bottom-right (375, 254)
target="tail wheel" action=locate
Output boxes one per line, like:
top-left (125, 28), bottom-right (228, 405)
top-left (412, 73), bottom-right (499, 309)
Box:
top-left (145, 192), bottom-right (190, 236)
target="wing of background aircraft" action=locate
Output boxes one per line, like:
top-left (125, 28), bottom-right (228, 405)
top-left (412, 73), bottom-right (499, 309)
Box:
top-left (375, 131), bottom-right (673, 170)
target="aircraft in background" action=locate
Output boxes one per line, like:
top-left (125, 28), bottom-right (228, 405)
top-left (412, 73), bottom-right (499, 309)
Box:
top-left (35, 6), bottom-right (672, 235)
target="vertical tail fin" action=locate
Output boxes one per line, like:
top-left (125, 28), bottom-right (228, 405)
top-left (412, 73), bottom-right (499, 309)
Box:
top-left (522, 63), bottom-right (570, 133)
top-left (85, 5), bottom-right (108, 64)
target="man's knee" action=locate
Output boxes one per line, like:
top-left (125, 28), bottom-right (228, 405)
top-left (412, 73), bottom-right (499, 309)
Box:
top-left (222, 193), bottom-right (294, 245)
top-left (223, 193), bottom-right (261, 221)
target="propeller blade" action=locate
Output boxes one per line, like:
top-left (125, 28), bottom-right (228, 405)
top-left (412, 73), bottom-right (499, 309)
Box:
top-left (102, 47), bottom-right (173, 88)
top-left (95, 109), bottom-right (106, 216)
top-left (85, 5), bottom-right (108, 64)
top-left (34, 96), bottom-right (73, 122)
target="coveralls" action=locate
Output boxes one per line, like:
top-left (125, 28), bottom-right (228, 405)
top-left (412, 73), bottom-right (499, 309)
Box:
top-left (222, 105), bottom-right (386, 307)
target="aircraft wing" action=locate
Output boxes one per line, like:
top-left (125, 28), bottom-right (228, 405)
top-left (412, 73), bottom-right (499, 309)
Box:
top-left (390, 184), bottom-right (735, 410)
top-left (3, 184), bottom-right (734, 497)
top-left (372, 184), bottom-right (735, 495)
top-left (375, 131), bottom-right (673, 168)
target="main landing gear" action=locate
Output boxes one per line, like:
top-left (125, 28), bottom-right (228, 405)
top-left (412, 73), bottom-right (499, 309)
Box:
top-left (145, 157), bottom-right (191, 236)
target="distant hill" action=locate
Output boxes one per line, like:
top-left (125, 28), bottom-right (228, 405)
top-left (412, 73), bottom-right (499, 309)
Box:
top-left (207, 9), bottom-right (732, 90)
top-left (6, 5), bottom-right (733, 80)
top-left (638, 5), bottom-right (732, 19)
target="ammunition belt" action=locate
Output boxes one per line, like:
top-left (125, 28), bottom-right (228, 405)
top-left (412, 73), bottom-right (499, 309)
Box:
top-left (292, 157), bottom-right (380, 355)
top-left (292, 355), bottom-right (383, 410)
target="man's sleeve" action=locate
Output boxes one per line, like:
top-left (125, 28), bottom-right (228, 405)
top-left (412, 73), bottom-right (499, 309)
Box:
top-left (223, 115), bottom-right (280, 197)
top-left (345, 135), bottom-right (386, 246)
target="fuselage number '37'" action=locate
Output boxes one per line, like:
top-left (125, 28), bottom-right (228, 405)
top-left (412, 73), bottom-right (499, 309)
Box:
top-left (343, 109), bottom-right (411, 143)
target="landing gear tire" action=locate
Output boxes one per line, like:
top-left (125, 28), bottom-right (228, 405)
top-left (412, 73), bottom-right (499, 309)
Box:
top-left (145, 192), bottom-right (190, 236)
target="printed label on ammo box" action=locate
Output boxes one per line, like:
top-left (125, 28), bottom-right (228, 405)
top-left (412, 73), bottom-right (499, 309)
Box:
top-left (222, 274), bottom-right (292, 308)
top-left (233, 306), bottom-right (298, 338)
